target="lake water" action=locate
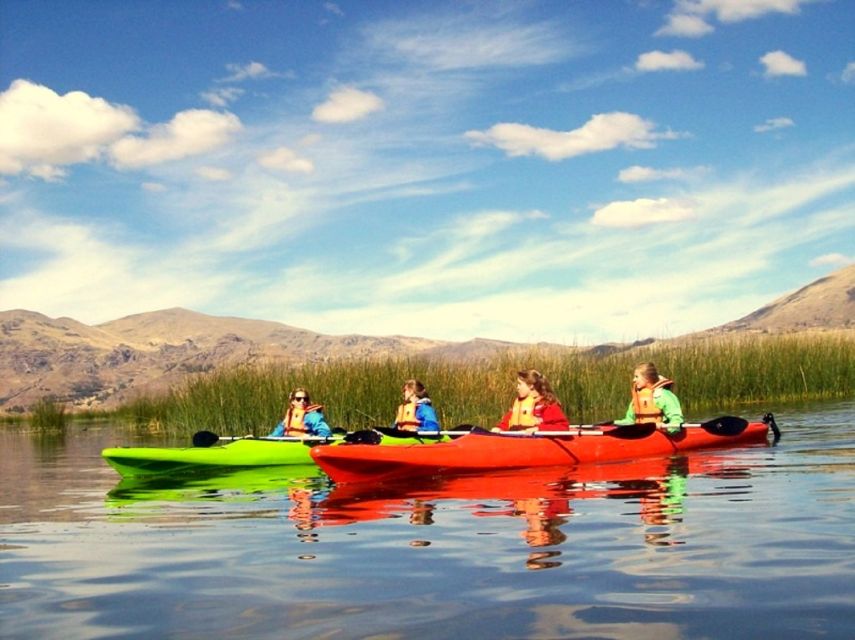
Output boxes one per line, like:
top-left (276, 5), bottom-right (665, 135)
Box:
top-left (1, 402), bottom-right (854, 639)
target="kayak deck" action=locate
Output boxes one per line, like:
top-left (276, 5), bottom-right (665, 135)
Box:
top-left (311, 420), bottom-right (773, 483)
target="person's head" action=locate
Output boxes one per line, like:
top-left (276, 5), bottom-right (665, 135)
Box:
top-left (632, 362), bottom-right (660, 390)
top-left (402, 379), bottom-right (428, 401)
top-left (516, 369), bottom-right (558, 404)
top-left (289, 388), bottom-right (311, 407)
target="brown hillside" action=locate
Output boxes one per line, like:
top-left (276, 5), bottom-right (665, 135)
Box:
top-left (717, 263), bottom-right (855, 333)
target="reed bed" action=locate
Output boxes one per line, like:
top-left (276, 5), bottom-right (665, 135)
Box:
top-left (119, 331), bottom-right (854, 435)
top-left (30, 398), bottom-right (68, 431)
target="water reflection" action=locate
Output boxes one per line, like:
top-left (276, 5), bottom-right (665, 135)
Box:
top-left (100, 451), bottom-right (760, 568)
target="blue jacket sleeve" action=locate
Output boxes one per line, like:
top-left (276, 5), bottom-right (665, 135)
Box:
top-left (305, 411), bottom-right (333, 437)
top-left (268, 421), bottom-right (285, 437)
top-left (416, 404), bottom-right (440, 432)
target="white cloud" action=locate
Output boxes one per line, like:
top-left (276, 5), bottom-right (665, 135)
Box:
top-left (195, 166), bottom-right (234, 181)
top-left (841, 62), bottom-right (855, 85)
top-left (618, 165), bottom-right (709, 182)
top-left (312, 87), bottom-right (385, 123)
top-left (362, 15), bottom-right (572, 71)
top-left (809, 253), bottom-right (852, 267)
top-left (754, 117), bottom-right (795, 133)
top-left (0, 79), bottom-right (139, 178)
top-left (760, 50), bottom-right (807, 77)
top-left (200, 87), bottom-right (245, 107)
top-left (110, 109), bottom-right (243, 169)
top-left (591, 198), bottom-right (696, 228)
top-left (257, 147), bottom-right (315, 174)
top-left (0, 210), bottom-right (230, 323)
top-left (684, 0), bottom-right (811, 23)
top-left (323, 2), bottom-right (344, 17)
top-left (465, 112), bottom-right (677, 161)
top-left (221, 61), bottom-right (273, 82)
top-left (655, 13), bottom-right (715, 37)
top-left (635, 50), bottom-right (705, 72)
top-left (142, 182), bottom-right (166, 192)
top-left (657, 1), bottom-right (815, 39)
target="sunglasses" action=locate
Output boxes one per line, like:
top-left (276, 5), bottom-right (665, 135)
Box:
top-left (293, 396), bottom-right (309, 402)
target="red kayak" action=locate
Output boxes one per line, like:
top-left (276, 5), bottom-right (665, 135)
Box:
top-left (310, 415), bottom-right (778, 483)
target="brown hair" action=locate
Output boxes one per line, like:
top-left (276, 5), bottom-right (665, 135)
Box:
top-left (289, 387), bottom-right (311, 403)
top-left (403, 379), bottom-right (429, 399)
top-left (517, 369), bottom-right (559, 405)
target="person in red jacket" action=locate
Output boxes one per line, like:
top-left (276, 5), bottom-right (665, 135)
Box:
top-left (494, 369), bottom-right (570, 433)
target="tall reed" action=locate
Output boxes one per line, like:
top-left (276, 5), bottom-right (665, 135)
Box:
top-left (119, 331), bottom-right (855, 435)
top-left (30, 398), bottom-right (68, 431)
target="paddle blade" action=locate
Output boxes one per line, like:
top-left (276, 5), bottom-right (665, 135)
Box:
top-left (192, 430), bottom-right (220, 447)
top-left (344, 430), bottom-right (383, 445)
top-left (701, 416), bottom-right (749, 436)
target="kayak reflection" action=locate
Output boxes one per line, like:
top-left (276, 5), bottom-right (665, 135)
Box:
top-left (316, 451), bottom-right (756, 563)
top-left (105, 465), bottom-right (328, 511)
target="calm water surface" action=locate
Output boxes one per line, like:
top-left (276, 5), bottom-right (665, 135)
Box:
top-left (1, 402), bottom-right (854, 639)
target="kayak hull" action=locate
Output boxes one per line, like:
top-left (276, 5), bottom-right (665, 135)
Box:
top-left (310, 421), bottom-right (772, 483)
top-left (102, 439), bottom-right (319, 477)
top-left (101, 433), bottom-right (447, 477)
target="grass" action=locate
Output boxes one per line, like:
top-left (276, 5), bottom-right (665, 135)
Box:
top-left (114, 331), bottom-right (854, 435)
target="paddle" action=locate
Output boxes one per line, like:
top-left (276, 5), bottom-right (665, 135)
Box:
top-left (343, 424), bottom-right (478, 445)
top-left (191, 430), bottom-right (341, 447)
top-left (494, 416), bottom-right (750, 438)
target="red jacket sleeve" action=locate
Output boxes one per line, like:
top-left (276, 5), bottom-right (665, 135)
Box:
top-left (496, 409), bottom-right (512, 431)
top-left (537, 403), bottom-right (569, 431)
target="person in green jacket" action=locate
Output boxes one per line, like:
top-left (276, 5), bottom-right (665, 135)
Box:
top-left (614, 362), bottom-right (684, 434)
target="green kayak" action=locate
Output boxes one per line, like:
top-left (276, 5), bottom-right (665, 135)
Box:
top-left (102, 430), bottom-right (450, 478)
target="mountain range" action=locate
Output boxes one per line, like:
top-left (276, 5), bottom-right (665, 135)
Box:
top-left (2, 263), bottom-right (853, 414)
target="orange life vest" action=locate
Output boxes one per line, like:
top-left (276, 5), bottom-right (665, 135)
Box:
top-left (508, 395), bottom-right (538, 430)
top-left (395, 402), bottom-right (421, 431)
top-left (283, 404), bottom-right (323, 435)
top-left (631, 378), bottom-right (673, 424)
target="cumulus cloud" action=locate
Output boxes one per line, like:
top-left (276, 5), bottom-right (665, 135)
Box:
top-left (110, 109), bottom-right (242, 169)
top-left (754, 117), bottom-right (795, 133)
top-left (591, 197), bottom-right (696, 228)
top-left (0, 79), bottom-right (139, 178)
top-left (657, 0), bottom-right (814, 38)
top-left (760, 50), bottom-right (807, 77)
top-left (809, 253), bottom-right (852, 267)
top-left (841, 62), bottom-right (855, 85)
top-left (465, 112), bottom-right (677, 161)
top-left (655, 13), bottom-right (715, 37)
top-left (312, 87), bottom-right (385, 123)
top-left (618, 165), bottom-right (709, 182)
top-left (257, 146), bottom-right (315, 174)
top-left (635, 50), bottom-right (705, 72)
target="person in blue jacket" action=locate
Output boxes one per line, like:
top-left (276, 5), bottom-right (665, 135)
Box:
top-left (269, 388), bottom-right (333, 438)
top-left (393, 379), bottom-right (440, 433)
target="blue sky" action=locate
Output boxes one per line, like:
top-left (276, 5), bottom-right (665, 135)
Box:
top-left (1, 0), bottom-right (853, 345)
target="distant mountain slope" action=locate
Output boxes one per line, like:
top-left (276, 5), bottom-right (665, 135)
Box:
top-left (1, 263), bottom-right (852, 413)
top-left (717, 263), bottom-right (855, 332)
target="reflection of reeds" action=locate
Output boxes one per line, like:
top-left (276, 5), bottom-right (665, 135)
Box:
top-left (118, 331), bottom-right (854, 434)
top-left (30, 398), bottom-right (68, 431)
